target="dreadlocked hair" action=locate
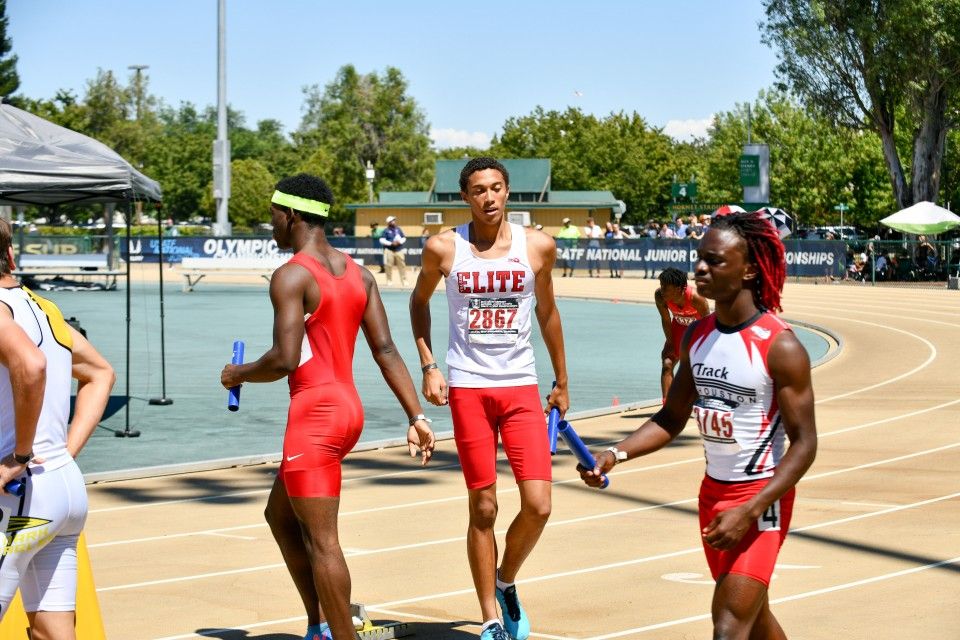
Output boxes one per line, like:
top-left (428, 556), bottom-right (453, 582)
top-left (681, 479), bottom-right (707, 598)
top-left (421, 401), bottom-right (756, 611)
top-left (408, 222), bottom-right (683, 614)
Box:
top-left (710, 211), bottom-right (786, 312)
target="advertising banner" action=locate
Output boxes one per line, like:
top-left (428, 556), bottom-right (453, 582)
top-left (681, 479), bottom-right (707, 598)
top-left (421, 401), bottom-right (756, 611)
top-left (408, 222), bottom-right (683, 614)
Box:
top-left (118, 236), bottom-right (844, 278)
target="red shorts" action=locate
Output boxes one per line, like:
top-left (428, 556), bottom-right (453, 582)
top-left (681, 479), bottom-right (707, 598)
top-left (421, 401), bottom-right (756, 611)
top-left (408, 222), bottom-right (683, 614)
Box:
top-left (280, 383), bottom-right (364, 498)
top-left (698, 474), bottom-right (795, 587)
top-left (663, 323), bottom-right (689, 360)
top-left (449, 385), bottom-right (553, 490)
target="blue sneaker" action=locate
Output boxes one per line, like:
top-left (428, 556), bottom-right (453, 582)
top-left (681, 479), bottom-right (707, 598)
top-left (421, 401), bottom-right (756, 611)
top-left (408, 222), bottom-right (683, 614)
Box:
top-left (479, 621), bottom-right (510, 640)
top-left (304, 622), bottom-right (332, 640)
top-left (496, 585), bottom-right (530, 640)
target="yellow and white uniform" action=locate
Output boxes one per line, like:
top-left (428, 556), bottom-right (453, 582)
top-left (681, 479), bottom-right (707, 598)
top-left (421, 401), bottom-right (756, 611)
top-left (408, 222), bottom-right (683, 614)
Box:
top-left (0, 285), bottom-right (88, 618)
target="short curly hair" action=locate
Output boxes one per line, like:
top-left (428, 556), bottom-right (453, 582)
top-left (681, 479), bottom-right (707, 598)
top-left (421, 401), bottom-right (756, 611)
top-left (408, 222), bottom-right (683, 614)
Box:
top-left (459, 157), bottom-right (509, 192)
top-left (274, 173), bottom-right (334, 228)
top-left (658, 267), bottom-right (688, 289)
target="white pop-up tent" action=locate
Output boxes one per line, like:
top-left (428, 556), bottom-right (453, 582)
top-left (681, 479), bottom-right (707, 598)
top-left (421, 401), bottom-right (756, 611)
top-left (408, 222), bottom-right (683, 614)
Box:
top-left (0, 101), bottom-right (164, 437)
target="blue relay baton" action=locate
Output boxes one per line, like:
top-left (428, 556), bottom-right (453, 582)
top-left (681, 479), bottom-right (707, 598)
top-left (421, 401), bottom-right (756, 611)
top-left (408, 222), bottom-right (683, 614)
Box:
top-left (228, 340), bottom-right (244, 412)
top-left (547, 407), bottom-right (560, 455)
top-left (5, 479), bottom-right (24, 497)
top-left (557, 420), bottom-right (609, 489)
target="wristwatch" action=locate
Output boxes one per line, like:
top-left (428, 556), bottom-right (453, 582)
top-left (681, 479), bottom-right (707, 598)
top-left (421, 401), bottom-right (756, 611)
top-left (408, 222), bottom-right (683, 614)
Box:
top-left (421, 363), bottom-right (439, 373)
top-left (409, 414), bottom-right (432, 426)
top-left (605, 446), bottom-right (628, 465)
top-left (13, 451), bottom-right (32, 465)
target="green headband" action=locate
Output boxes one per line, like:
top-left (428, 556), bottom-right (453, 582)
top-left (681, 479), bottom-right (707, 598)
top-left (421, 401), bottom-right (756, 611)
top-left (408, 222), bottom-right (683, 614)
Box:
top-left (271, 190), bottom-right (331, 217)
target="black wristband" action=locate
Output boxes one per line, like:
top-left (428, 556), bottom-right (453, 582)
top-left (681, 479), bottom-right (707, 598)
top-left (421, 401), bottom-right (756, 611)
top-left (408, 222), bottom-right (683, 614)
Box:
top-left (421, 363), bottom-right (439, 373)
top-left (13, 451), bottom-right (32, 465)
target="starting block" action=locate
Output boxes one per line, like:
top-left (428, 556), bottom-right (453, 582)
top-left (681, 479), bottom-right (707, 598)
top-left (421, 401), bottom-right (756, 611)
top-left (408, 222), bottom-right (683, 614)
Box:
top-left (352, 603), bottom-right (412, 639)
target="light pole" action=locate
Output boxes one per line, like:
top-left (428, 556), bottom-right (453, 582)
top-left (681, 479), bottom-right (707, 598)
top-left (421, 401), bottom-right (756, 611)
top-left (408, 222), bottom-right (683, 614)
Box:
top-left (834, 203), bottom-right (849, 237)
top-left (212, 0), bottom-right (232, 236)
top-left (365, 160), bottom-right (376, 203)
top-left (128, 65), bottom-right (148, 121)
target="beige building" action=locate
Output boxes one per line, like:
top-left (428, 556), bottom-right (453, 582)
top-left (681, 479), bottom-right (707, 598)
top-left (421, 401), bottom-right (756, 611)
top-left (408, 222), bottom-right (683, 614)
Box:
top-left (349, 159), bottom-right (624, 236)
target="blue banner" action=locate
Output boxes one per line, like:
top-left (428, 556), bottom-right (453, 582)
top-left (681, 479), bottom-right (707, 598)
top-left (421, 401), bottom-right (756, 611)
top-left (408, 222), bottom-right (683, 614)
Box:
top-left (121, 235), bottom-right (844, 278)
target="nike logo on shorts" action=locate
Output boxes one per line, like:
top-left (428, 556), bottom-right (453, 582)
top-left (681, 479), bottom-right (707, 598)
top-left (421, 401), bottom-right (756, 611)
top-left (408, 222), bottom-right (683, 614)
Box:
top-left (286, 453), bottom-right (304, 462)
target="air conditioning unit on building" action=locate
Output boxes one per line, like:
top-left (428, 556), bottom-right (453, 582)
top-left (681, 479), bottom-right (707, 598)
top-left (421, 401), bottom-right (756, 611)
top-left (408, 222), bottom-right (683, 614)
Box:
top-left (507, 211), bottom-right (531, 226)
top-left (423, 212), bottom-right (443, 225)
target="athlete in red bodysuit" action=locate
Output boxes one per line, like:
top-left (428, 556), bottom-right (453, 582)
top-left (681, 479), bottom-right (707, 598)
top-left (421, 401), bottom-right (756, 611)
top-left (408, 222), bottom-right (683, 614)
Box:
top-left (221, 173), bottom-right (435, 640)
top-left (582, 212), bottom-right (817, 640)
top-left (655, 267), bottom-right (709, 399)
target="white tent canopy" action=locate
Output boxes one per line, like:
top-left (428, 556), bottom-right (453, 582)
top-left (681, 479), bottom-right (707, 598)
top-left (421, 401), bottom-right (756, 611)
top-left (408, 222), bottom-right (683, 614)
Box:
top-left (880, 201), bottom-right (960, 235)
top-left (0, 102), bottom-right (161, 206)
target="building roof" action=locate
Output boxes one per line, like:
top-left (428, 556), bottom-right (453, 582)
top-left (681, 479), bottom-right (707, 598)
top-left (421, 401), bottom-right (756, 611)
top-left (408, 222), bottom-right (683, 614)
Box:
top-left (434, 158), bottom-right (551, 194)
top-left (347, 159), bottom-right (621, 210)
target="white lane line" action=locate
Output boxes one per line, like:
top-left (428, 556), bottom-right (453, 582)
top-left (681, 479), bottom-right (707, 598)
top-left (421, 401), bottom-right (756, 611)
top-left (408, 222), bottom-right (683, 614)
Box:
top-left (804, 442), bottom-right (960, 481)
top-left (86, 457), bottom-right (703, 549)
top-left (97, 563), bottom-right (287, 593)
top-left (820, 398), bottom-right (960, 437)
top-left (90, 394), bottom-right (960, 550)
top-left (88, 463), bottom-right (462, 514)
top-left (803, 314), bottom-right (937, 404)
top-left (153, 615), bottom-right (307, 640)
top-left (199, 532), bottom-right (257, 541)
top-left (106, 472), bottom-right (960, 595)
top-left (90, 311), bottom-right (939, 518)
top-left (582, 556), bottom-right (960, 639)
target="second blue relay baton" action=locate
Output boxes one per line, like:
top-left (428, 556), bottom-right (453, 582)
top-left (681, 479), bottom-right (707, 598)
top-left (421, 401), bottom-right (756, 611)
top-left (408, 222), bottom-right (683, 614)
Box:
top-left (557, 420), bottom-right (609, 489)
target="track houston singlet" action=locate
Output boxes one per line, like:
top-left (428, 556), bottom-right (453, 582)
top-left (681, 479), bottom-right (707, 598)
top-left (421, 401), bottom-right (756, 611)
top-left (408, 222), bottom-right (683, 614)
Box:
top-left (686, 312), bottom-right (792, 482)
top-left (445, 223), bottom-right (537, 387)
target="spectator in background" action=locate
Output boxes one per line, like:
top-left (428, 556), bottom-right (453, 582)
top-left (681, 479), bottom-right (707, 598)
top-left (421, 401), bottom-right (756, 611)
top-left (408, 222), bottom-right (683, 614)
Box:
top-left (646, 220), bottom-right (659, 239)
top-left (380, 216), bottom-right (408, 286)
top-left (659, 222), bottom-right (676, 239)
top-left (557, 217), bottom-right (581, 277)
top-left (605, 222), bottom-right (625, 278)
top-left (370, 222), bottom-right (385, 273)
top-left (584, 217), bottom-right (603, 277)
top-left (675, 217), bottom-right (688, 239)
top-left (689, 217), bottom-right (705, 241)
top-left (915, 235), bottom-right (937, 273)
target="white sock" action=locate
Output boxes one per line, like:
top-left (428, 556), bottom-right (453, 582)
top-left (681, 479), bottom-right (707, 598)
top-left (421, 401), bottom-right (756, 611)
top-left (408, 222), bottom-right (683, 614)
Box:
top-left (481, 619), bottom-right (501, 632)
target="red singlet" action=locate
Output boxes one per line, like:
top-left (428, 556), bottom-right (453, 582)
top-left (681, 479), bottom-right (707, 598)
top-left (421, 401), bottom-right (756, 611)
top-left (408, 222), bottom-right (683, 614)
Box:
top-left (280, 253), bottom-right (367, 498)
top-left (664, 286), bottom-right (701, 358)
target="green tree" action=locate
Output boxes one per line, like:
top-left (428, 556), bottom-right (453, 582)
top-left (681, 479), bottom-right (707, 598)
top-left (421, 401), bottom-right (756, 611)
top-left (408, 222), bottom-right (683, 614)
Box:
top-left (202, 158), bottom-right (275, 229)
top-left (698, 92), bottom-right (893, 229)
top-left (0, 0), bottom-right (19, 98)
top-left (146, 103), bottom-right (216, 221)
top-left (433, 146), bottom-right (489, 161)
top-left (492, 107), bottom-right (676, 223)
top-left (762, 0), bottom-right (960, 208)
top-left (295, 65), bottom-right (433, 221)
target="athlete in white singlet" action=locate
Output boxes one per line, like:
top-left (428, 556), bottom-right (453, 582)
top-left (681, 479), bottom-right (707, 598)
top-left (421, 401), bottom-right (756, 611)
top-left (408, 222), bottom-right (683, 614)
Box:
top-left (0, 218), bottom-right (114, 638)
top-left (411, 157), bottom-right (570, 640)
top-left (581, 211), bottom-right (817, 640)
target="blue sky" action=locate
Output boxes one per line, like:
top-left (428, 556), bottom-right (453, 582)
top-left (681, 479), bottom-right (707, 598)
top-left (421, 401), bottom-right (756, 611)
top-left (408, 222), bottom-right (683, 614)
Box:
top-left (8, 1), bottom-right (779, 148)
